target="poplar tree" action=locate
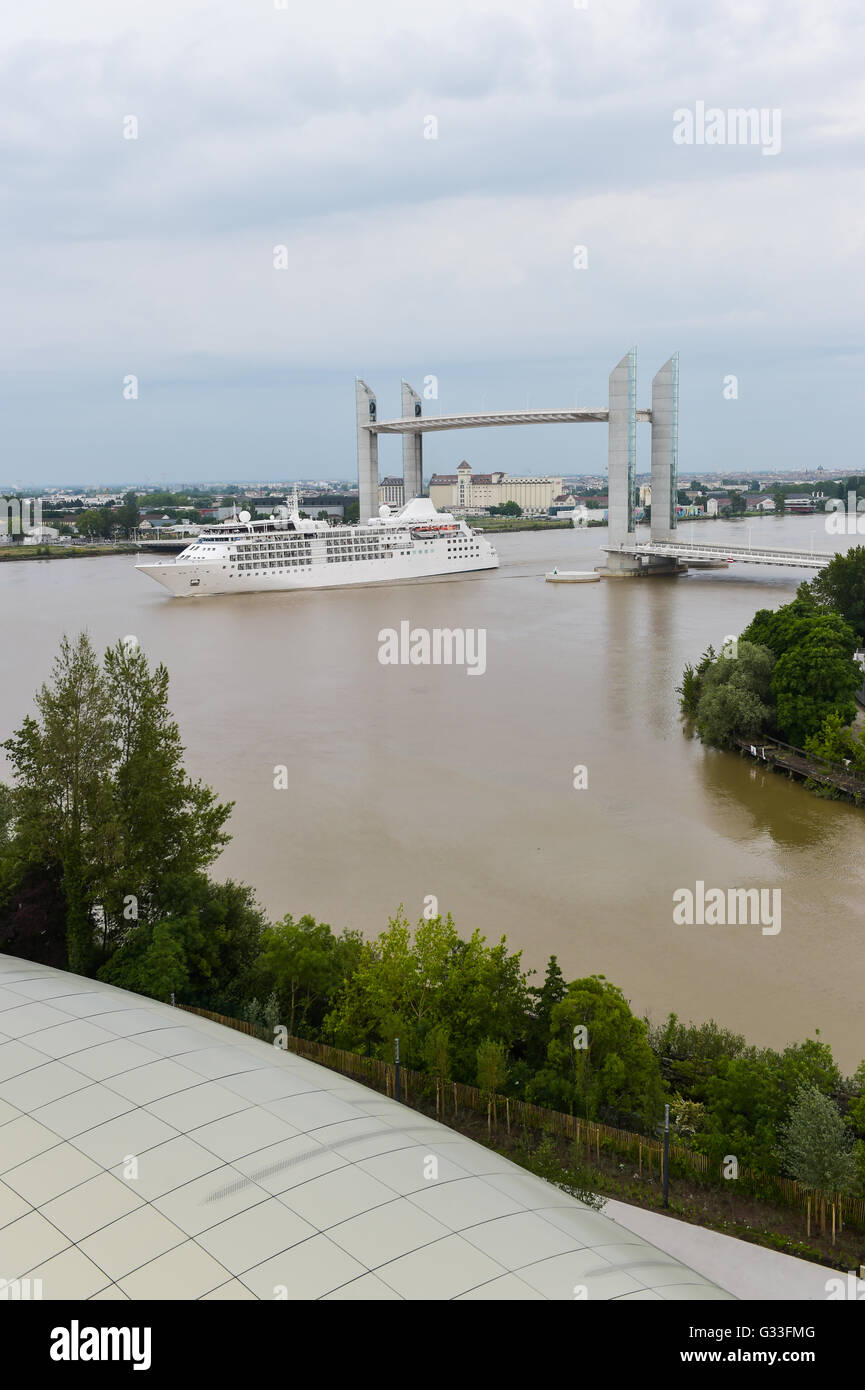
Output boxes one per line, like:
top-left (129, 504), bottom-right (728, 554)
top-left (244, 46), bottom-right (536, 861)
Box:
top-left (2, 632), bottom-right (233, 974)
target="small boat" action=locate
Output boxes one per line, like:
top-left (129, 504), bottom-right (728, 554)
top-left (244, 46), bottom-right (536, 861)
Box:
top-left (545, 570), bottom-right (600, 584)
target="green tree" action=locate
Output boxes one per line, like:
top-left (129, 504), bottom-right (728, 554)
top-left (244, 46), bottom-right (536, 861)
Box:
top-left (803, 546), bottom-right (865, 642)
top-left (770, 618), bottom-right (859, 746)
top-left (476, 1038), bottom-right (508, 1134)
top-left (526, 976), bottom-right (664, 1130)
top-left (2, 634), bottom-right (233, 973)
top-left (253, 914), bottom-right (360, 1036)
top-left (740, 600), bottom-right (860, 746)
top-left (804, 711), bottom-right (865, 773)
top-left (324, 909), bottom-right (529, 1077)
top-left (423, 1022), bottom-right (452, 1115)
top-left (115, 491), bottom-right (141, 535)
top-left (677, 645), bottom-right (716, 718)
top-left (741, 596), bottom-right (818, 657)
top-left (526, 955), bottom-right (566, 1069)
top-left (776, 1084), bottom-right (856, 1194)
top-left (98, 640), bottom-right (233, 939)
top-left (3, 634), bottom-right (114, 972)
top-left (98, 874), bottom-right (265, 1007)
top-left (75, 509), bottom-right (113, 539)
top-left (693, 642), bottom-right (775, 746)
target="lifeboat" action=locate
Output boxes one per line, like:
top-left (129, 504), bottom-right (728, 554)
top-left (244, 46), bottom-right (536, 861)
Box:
top-left (410, 524), bottom-right (459, 538)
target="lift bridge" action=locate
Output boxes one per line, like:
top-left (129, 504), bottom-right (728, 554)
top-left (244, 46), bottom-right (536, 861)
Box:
top-left (356, 351), bottom-right (833, 575)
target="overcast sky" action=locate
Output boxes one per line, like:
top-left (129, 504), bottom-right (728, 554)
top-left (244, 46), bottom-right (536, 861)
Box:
top-left (1, 0), bottom-right (863, 486)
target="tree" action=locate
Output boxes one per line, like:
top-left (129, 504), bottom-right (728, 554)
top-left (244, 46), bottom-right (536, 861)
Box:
top-left (3, 634), bottom-right (114, 972)
top-left (727, 492), bottom-right (747, 517)
top-left (741, 597), bottom-right (817, 658)
top-left (423, 1023), bottom-right (452, 1116)
top-left (253, 914), bottom-right (361, 1036)
top-left (803, 546), bottom-right (865, 642)
top-left (770, 488), bottom-right (786, 515)
top-left (476, 1038), bottom-right (508, 1133)
top-left (526, 976), bottom-right (664, 1130)
top-left (776, 1084), bottom-right (856, 1195)
top-left (677, 645), bottom-right (716, 718)
top-left (323, 908), bottom-right (529, 1078)
top-left (2, 634), bottom-right (233, 973)
top-left (804, 711), bottom-right (865, 773)
top-left (739, 599), bottom-right (860, 745)
top-left (526, 955), bottom-right (567, 1069)
top-left (693, 642), bottom-right (775, 746)
top-left (98, 874), bottom-right (265, 1007)
top-left (115, 491), bottom-right (141, 535)
top-left (98, 639), bottom-right (233, 937)
top-left (770, 618), bottom-right (859, 746)
top-left (75, 509), bottom-right (113, 539)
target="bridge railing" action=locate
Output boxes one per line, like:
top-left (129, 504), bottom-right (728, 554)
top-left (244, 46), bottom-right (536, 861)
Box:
top-left (643, 539), bottom-right (830, 560)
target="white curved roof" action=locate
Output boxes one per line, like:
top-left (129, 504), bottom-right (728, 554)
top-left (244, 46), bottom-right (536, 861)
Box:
top-left (0, 954), bottom-right (731, 1301)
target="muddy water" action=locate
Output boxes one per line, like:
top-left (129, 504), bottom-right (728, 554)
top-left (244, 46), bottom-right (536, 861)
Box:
top-left (2, 512), bottom-right (863, 1068)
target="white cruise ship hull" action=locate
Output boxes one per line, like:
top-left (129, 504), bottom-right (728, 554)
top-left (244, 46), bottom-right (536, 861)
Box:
top-left (138, 547), bottom-right (497, 596)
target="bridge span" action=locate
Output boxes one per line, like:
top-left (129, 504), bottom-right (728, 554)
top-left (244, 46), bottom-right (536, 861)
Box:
top-left (602, 537), bottom-right (833, 572)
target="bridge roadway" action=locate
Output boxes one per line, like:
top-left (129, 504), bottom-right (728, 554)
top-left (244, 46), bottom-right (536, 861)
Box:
top-left (368, 407), bottom-right (652, 434)
top-left (603, 537), bottom-right (833, 570)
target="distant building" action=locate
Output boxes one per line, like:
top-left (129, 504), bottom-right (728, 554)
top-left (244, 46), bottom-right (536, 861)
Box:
top-left (378, 477), bottom-right (404, 507)
top-left (429, 461), bottom-right (562, 514)
top-left (23, 526), bottom-right (60, 544)
top-left (303, 503), bottom-right (344, 518)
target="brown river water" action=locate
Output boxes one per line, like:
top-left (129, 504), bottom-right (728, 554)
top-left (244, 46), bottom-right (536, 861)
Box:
top-left (2, 514), bottom-right (863, 1069)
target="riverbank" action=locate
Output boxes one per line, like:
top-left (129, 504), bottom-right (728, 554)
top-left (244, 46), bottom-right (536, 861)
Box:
top-left (469, 516), bottom-right (573, 532)
top-left (0, 543), bottom-right (138, 562)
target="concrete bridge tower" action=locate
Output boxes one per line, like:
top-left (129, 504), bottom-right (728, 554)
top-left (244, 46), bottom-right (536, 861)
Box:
top-left (401, 381), bottom-right (423, 502)
top-left (356, 379), bottom-right (379, 524)
top-left (604, 348), bottom-right (638, 572)
top-left (650, 354), bottom-right (679, 543)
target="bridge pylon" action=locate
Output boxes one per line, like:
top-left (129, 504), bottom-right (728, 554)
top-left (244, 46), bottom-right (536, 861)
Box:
top-left (401, 382), bottom-right (423, 502)
top-left (356, 379), bottom-right (379, 524)
top-left (650, 354), bottom-right (679, 544)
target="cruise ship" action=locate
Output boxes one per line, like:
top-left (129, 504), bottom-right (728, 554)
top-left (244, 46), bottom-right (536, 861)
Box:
top-left (136, 492), bottom-right (499, 597)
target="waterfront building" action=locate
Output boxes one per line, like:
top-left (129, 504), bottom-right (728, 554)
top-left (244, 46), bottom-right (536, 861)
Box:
top-left (378, 477), bottom-right (405, 507)
top-left (429, 462), bottom-right (563, 514)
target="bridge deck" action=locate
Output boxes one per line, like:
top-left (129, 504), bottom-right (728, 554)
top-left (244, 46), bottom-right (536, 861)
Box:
top-left (603, 538), bottom-right (832, 569)
top-left (368, 407), bottom-right (652, 433)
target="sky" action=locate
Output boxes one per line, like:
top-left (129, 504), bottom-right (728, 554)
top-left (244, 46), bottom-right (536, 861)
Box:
top-left (1, 0), bottom-right (863, 486)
